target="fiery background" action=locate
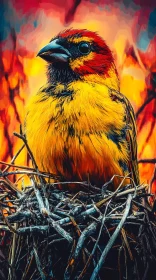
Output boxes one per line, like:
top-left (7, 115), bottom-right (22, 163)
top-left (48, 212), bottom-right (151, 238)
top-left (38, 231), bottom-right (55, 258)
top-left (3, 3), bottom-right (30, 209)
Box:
top-left (0, 0), bottom-right (156, 194)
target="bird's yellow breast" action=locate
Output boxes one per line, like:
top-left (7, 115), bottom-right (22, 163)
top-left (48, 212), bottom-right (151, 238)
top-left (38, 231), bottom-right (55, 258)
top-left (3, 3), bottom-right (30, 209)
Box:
top-left (25, 78), bottom-right (129, 189)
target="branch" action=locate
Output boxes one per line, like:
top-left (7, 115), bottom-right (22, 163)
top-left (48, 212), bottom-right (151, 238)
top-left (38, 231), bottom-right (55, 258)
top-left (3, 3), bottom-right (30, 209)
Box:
top-left (136, 95), bottom-right (155, 118)
top-left (138, 159), bottom-right (156, 164)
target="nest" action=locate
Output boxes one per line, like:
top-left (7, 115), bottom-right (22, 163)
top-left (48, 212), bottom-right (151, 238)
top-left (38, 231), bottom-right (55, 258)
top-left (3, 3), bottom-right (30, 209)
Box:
top-left (0, 132), bottom-right (156, 280)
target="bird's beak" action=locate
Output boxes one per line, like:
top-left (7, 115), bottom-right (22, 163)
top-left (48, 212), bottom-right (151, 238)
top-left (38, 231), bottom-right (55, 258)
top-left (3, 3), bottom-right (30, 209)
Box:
top-left (37, 39), bottom-right (71, 63)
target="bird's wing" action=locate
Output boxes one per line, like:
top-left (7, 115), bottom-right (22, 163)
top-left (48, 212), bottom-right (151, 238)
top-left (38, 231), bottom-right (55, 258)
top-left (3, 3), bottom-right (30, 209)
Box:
top-left (111, 89), bottom-right (140, 186)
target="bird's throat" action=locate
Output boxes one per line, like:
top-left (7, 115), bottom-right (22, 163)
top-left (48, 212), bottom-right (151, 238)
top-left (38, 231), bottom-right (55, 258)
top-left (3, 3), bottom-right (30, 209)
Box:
top-left (47, 63), bottom-right (80, 84)
top-left (47, 63), bottom-right (119, 92)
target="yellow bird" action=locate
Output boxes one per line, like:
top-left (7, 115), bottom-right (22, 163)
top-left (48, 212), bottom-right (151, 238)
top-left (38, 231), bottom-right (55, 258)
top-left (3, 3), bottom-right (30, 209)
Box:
top-left (24, 29), bottom-right (140, 190)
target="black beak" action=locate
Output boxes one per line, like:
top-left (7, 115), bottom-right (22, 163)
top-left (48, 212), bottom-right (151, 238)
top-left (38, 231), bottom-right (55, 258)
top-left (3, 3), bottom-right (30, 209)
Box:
top-left (37, 39), bottom-right (71, 63)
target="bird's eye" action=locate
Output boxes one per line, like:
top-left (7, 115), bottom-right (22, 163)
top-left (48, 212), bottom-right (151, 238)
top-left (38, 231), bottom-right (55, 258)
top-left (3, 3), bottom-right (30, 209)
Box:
top-left (78, 42), bottom-right (90, 55)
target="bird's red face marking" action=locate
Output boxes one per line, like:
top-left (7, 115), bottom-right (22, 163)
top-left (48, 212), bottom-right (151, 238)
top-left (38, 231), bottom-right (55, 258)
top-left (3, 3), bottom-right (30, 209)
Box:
top-left (38, 28), bottom-right (118, 83)
top-left (58, 29), bottom-right (105, 47)
top-left (56, 29), bottom-right (115, 77)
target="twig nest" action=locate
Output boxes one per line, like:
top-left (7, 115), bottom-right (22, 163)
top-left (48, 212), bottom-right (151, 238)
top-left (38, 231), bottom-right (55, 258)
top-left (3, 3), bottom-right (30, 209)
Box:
top-left (0, 178), bottom-right (156, 280)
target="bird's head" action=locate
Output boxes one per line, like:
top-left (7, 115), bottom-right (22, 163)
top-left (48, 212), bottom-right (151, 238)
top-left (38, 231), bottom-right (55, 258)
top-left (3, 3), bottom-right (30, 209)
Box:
top-left (37, 29), bottom-right (119, 89)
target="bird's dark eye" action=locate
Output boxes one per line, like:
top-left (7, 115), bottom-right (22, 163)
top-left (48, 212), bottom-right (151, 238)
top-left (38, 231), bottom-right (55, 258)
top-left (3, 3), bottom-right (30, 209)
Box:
top-left (78, 42), bottom-right (90, 55)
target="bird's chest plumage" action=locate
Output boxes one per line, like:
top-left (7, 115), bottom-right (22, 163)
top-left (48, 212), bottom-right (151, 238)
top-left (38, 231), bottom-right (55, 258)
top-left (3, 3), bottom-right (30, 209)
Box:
top-left (25, 81), bottom-right (129, 186)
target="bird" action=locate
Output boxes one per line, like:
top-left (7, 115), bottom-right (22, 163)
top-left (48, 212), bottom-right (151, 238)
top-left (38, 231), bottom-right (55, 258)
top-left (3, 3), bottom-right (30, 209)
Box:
top-left (24, 28), bottom-right (140, 191)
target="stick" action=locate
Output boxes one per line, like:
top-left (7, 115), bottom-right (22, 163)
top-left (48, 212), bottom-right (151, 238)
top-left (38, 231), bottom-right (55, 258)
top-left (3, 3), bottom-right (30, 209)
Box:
top-left (90, 194), bottom-right (133, 280)
top-left (13, 132), bottom-right (38, 171)
top-left (136, 95), bottom-right (155, 118)
top-left (33, 247), bottom-right (46, 280)
top-left (2, 144), bottom-right (25, 173)
top-left (1, 170), bottom-right (57, 179)
top-left (138, 159), bottom-right (156, 164)
top-left (78, 201), bottom-right (111, 279)
top-left (0, 161), bottom-right (60, 178)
